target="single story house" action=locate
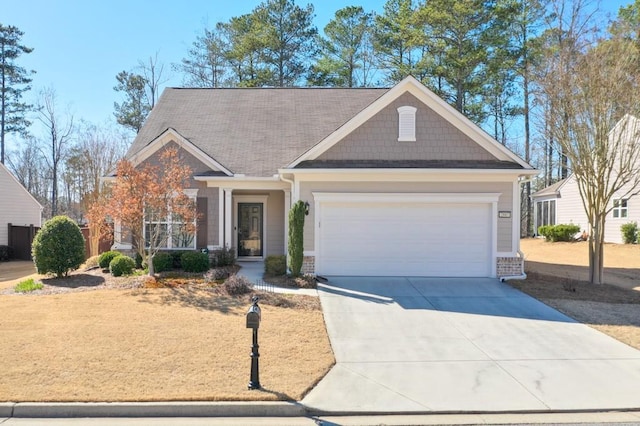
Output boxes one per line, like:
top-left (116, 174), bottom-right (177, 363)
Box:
top-left (0, 161), bottom-right (42, 259)
top-left (532, 115), bottom-right (640, 244)
top-left (115, 76), bottom-right (537, 278)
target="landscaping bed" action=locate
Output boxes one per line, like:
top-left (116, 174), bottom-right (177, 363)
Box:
top-left (0, 267), bottom-right (333, 402)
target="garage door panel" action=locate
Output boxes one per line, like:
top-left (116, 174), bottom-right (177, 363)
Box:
top-left (318, 201), bottom-right (492, 277)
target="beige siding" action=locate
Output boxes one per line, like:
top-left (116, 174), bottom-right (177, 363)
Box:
top-left (0, 165), bottom-right (42, 245)
top-left (317, 92), bottom-right (497, 162)
top-left (555, 176), bottom-right (589, 235)
top-left (300, 181), bottom-right (513, 253)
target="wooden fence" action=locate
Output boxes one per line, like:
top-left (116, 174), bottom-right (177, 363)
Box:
top-left (7, 224), bottom-right (40, 260)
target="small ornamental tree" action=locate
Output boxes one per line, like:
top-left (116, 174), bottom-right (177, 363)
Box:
top-left (32, 215), bottom-right (85, 278)
top-left (95, 146), bottom-right (197, 276)
top-left (288, 200), bottom-right (307, 277)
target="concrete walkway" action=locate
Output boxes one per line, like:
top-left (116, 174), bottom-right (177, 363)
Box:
top-left (302, 276), bottom-right (640, 414)
top-left (236, 261), bottom-right (317, 296)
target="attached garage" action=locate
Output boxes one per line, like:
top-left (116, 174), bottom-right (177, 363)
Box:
top-left (313, 193), bottom-right (499, 277)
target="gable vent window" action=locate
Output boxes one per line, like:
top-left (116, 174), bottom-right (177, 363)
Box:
top-left (397, 106), bottom-right (417, 142)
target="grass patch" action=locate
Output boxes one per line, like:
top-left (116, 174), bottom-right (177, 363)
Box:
top-left (14, 278), bottom-right (43, 293)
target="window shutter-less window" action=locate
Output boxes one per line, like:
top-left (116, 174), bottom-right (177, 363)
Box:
top-left (397, 106), bottom-right (417, 142)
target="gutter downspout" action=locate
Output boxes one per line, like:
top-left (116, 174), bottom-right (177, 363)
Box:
top-left (500, 250), bottom-right (527, 282)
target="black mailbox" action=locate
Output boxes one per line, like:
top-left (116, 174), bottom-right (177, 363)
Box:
top-left (246, 304), bottom-right (261, 329)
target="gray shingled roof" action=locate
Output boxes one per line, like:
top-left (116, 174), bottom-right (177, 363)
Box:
top-left (126, 87), bottom-right (388, 177)
top-left (296, 160), bottom-right (524, 169)
top-left (531, 178), bottom-right (567, 198)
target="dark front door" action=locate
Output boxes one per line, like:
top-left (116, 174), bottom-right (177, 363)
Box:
top-left (237, 203), bottom-right (263, 257)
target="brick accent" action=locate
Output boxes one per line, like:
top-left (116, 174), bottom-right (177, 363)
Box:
top-left (302, 256), bottom-right (315, 275)
top-left (496, 256), bottom-right (523, 278)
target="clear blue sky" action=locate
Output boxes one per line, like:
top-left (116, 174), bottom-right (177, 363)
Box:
top-left (2, 0), bottom-right (630, 141)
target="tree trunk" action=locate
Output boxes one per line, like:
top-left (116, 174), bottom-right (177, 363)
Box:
top-left (147, 251), bottom-right (155, 276)
top-left (588, 215), bottom-right (605, 284)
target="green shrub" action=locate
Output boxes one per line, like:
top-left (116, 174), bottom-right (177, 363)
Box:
top-left (621, 222), bottom-right (638, 244)
top-left (288, 200), bottom-right (307, 277)
top-left (538, 224), bottom-right (581, 242)
top-left (14, 278), bottom-right (43, 293)
top-left (0, 245), bottom-right (14, 261)
top-left (109, 255), bottom-right (136, 277)
top-left (265, 255), bottom-right (287, 276)
top-left (223, 274), bottom-right (253, 295)
top-left (99, 251), bottom-right (122, 269)
top-left (181, 251), bottom-right (210, 273)
top-left (211, 246), bottom-right (236, 267)
top-left (32, 215), bottom-right (85, 278)
top-left (135, 252), bottom-right (143, 269)
top-left (152, 252), bottom-right (173, 273)
top-left (169, 251), bottom-right (183, 269)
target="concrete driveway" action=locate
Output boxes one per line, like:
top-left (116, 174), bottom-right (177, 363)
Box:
top-left (302, 277), bottom-right (640, 414)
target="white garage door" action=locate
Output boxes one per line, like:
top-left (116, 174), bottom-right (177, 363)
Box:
top-left (317, 200), bottom-right (493, 277)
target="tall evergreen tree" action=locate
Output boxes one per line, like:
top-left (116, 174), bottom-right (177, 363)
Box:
top-left (113, 71), bottom-right (149, 134)
top-left (0, 24), bottom-right (34, 164)
top-left (254, 0), bottom-right (317, 86)
top-left (176, 25), bottom-right (230, 88)
top-left (309, 6), bottom-right (376, 87)
top-left (221, 14), bottom-right (272, 87)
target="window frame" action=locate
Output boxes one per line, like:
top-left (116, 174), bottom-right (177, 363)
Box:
top-left (397, 106), bottom-right (417, 142)
top-left (613, 198), bottom-right (628, 218)
top-left (143, 191), bottom-right (198, 250)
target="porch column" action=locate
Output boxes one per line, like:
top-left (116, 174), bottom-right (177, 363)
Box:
top-left (283, 189), bottom-right (291, 255)
top-left (224, 188), bottom-right (233, 248)
top-left (218, 188), bottom-right (224, 247)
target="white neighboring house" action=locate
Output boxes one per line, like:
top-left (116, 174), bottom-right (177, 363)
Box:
top-left (0, 161), bottom-right (42, 253)
top-left (532, 116), bottom-right (640, 244)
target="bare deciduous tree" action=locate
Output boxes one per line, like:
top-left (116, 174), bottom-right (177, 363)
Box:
top-left (541, 36), bottom-right (640, 284)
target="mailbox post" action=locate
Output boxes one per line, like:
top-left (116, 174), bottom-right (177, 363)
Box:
top-left (246, 295), bottom-right (261, 390)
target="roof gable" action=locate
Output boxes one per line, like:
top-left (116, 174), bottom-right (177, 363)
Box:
top-left (288, 76), bottom-right (532, 170)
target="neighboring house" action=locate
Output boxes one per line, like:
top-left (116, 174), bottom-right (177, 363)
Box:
top-left (532, 115), bottom-right (640, 244)
top-left (0, 161), bottom-right (43, 259)
top-left (115, 76), bottom-right (537, 278)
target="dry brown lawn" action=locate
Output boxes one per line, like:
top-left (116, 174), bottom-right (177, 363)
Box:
top-left (0, 267), bottom-right (333, 402)
top-left (510, 238), bottom-right (640, 350)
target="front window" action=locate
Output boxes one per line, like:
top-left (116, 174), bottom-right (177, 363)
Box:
top-left (144, 195), bottom-right (197, 250)
top-left (536, 200), bottom-right (556, 227)
top-left (613, 199), bottom-right (628, 218)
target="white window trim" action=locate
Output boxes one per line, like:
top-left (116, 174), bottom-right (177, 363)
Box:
top-left (397, 105), bottom-right (417, 142)
top-left (613, 198), bottom-right (628, 218)
top-left (143, 190), bottom-right (198, 250)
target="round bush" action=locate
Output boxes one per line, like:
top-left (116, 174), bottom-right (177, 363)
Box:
top-left (32, 216), bottom-right (85, 278)
top-left (152, 252), bottom-right (173, 273)
top-left (181, 251), bottom-right (210, 273)
top-left (109, 255), bottom-right (135, 277)
top-left (99, 250), bottom-right (122, 269)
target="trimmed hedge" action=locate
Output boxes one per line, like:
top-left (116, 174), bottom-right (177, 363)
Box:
top-left (99, 251), bottom-right (122, 269)
top-left (109, 255), bottom-right (135, 276)
top-left (32, 215), bottom-right (85, 278)
top-left (265, 255), bottom-right (287, 276)
top-left (538, 224), bottom-right (581, 242)
top-left (181, 251), bottom-right (210, 273)
top-left (152, 252), bottom-right (173, 273)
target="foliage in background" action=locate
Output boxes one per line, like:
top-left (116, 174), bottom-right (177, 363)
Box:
top-left (621, 222), bottom-right (638, 244)
top-left (0, 24), bottom-right (34, 164)
top-left (0, 245), bottom-right (14, 261)
top-left (152, 252), bottom-right (173, 273)
top-left (288, 200), bottom-right (307, 277)
top-left (32, 215), bottom-right (85, 278)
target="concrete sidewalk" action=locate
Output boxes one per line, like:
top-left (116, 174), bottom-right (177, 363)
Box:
top-left (236, 261), bottom-right (317, 296)
top-left (302, 277), bottom-right (640, 414)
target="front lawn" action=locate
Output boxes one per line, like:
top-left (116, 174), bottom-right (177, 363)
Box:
top-left (0, 269), bottom-right (333, 402)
